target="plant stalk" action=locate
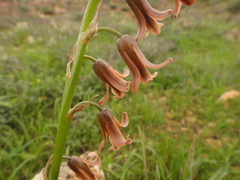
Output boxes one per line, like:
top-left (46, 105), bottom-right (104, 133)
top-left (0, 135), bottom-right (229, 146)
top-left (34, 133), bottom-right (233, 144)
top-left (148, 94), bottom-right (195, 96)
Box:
top-left (98, 26), bottom-right (123, 38)
top-left (48, 0), bottom-right (99, 179)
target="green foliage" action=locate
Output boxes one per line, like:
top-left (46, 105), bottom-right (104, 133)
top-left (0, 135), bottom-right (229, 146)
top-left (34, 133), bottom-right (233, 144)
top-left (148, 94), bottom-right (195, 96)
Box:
top-left (0, 1), bottom-right (240, 179)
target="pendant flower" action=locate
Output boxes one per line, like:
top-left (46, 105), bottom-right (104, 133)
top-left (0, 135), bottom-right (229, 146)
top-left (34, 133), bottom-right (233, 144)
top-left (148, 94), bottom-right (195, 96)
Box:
top-left (97, 108), bottom-right (132, 153)
top-left (93, 59), bottom-right (130, 105)
top-left (117, 34), bottom-right (173, 94)
top-left (67, 152), bottom-right (101, 180)
top-left (174, 0), bottom-right (196, 18)
top-left (126, 0), bottom-right (172, 41)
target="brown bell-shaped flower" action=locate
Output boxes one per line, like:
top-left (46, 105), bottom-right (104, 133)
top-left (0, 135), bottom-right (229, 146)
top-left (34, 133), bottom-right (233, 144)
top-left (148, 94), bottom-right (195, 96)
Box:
top-left (117, 34), bottom-right (173, 94)
top-left (126, 0), bottom-right (172, 41)
top-left (174, 0), bottom-right (196, 18)
top-left (67, 152), bottom-right (101, 180)
top-left (93, 59), bottom-right (130, 105)
top-left (97, 108), bottom-right (132, 153)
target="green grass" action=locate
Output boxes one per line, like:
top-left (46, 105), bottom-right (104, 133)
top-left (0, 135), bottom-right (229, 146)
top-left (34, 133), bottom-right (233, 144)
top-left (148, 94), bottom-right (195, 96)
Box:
top-left (0, 1), bottom-right (240, 179)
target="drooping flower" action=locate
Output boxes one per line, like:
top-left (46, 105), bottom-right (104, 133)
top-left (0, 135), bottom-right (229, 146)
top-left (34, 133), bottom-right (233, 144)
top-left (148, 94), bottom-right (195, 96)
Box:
top-left (174, 0), bottom-right (196, 18)
top-left (92, 59), bottom-right (130, 105)
top-left (117, 34), bottom-right (173, 94)
top-left (67, 152), bottom-right (101, 180)
top-left (126, 0), bottom-right (173, 41)
top-left (97, 108), bottom-right (132, 153)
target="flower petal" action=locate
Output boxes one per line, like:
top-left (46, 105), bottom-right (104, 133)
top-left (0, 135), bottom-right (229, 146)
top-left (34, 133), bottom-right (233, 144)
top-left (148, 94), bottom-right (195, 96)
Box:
top-left (93, 59), bottom-right (130, 104)
top-left (145, 15), bottom-right (162, 35)
top-left (98, 140), bottom-right (105, 154)
top-left (105, 73), bottom-right (130, 92)
top-left (141, 0), bottom-right (173, 20)
top-left (117, 35), bottom-right (154, 90)
top-left (111, 67), bottom-right (130, 78)
top-left (98, 109), bottom-right (132, 151)
top-left (111, 88), bottom-right (124, 99)
top-left (107, 124), bottom-right (132, 151)
top-left (108, 135), bottom-right (132, 151)
top-left (126, 0), bottom-right (147, 41)
top-left (133, 45), bottom-right (174, 69)
top-left (174, 0), bottom-right (182, 18)
top-left (114, 112), bottom-right (129, 128)
top-left (98, 82), bottom-right (109, 105)
top-left (105, 119), bottom-right (132, 150)
top-left (68, 156), bottom-right (97, 180)
top-left (94, 59), bottom-right (130, 92)
top-left (121, 51), bottom-right (141, 94)
top-left (129, 41), bottom-right (156, 83)
top-left (83, 152), bottom-right (101, 166)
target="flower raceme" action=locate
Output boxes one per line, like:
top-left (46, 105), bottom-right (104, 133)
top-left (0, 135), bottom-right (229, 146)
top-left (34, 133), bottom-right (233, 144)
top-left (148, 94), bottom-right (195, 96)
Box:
top-left (174, 0), bottom-right (196, 18)
top-left (67, 152), bottom-right (101, 180)
top-left (126, 0), bottom-right (172, 41)
top-left (97, 108), bottom-right (132, 153)
top-left (92, 59), bottom-right (130, 105)
top-left (117, 34), bottom-right (173, 94)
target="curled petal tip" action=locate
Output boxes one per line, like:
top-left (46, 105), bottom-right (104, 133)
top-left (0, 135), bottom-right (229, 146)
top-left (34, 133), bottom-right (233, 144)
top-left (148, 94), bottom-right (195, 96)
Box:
top-left (174, 0), bottom-right (182, 19)
top-left (168, 57), bottom-right (174, 63)
top-left (152, 72), bottom-right (158, 78)
top-left (158, 23), bottom-right (164, 27)
top-left (122, 70), bottom-right (130, 77)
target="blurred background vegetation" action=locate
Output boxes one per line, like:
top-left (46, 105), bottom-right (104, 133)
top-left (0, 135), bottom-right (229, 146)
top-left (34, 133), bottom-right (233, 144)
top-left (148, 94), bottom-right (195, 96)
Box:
top-left (0, 0), bottom-right (240, 179)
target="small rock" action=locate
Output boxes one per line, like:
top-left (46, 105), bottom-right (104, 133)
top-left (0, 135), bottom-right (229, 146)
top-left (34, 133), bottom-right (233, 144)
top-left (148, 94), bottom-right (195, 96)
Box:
top-left (222, 28), bottom-right (240, 41)
top-left (217, 90), bottom-right (240, 101)
top-left (16, 21), bottom-right (28, 30)
top-left (27, 35), bottom-right (36, 45)
top-left (32, 153), bottom-right (105, 180)
top-left (54, 6), bottom-right (67, 14)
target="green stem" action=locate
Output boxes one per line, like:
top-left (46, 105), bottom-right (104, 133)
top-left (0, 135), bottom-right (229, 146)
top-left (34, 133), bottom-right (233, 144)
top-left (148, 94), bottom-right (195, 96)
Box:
top-left (67, 100), bottom-right (103, 119)
top-left (62, 156), bottom-right (71, 160)
top-left (98, 26), bottom-right (123, 38)
top-left (74, 101), bottom-right (103, 111)
top-left (84, 55), bottom-right (97, 63)
top-left (48, 0), bottom-right (100, 179)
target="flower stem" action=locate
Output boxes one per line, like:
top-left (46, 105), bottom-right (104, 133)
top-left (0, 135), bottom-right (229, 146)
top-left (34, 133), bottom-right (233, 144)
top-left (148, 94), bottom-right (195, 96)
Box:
top-left (73, 101), bottom-right (103, 111)
top-left (48, 0), bottom-right (100, 179)
top-left (84, 55), bottom-right (97, 63)
top-left (62, 156), bottom-right (71, 160)
top-left (98, 26), bottom-right (123, 38)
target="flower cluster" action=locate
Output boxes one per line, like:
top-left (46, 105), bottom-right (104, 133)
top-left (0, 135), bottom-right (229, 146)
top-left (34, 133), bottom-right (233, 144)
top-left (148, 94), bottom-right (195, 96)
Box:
top-left (66, 0), bottom-right (196, 178)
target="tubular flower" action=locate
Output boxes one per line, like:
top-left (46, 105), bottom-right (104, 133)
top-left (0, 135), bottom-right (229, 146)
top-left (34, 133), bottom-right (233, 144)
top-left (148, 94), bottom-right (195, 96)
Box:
top-left (174, 0), bottom-right (196, 18)
top-left (126, 0), bottom-right (172, 41)
top-left (117, 34), bottom-right (173, 94)
top-left (97, 108), bottom-right (132, 153)
top-left (67, 152), bottom-right (101, 180)
top-left (93, 59), bottom-right (130, 105)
